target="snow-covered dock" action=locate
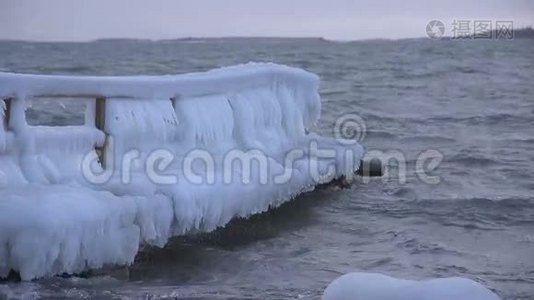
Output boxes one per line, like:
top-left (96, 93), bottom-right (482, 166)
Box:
top-left (0, 63), bottom-right (363, 280)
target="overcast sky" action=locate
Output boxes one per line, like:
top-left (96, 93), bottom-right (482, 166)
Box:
top-left (1, 0), bottom-right (533, 41)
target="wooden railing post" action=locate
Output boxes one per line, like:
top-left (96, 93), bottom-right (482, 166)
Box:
top-left (2, 97), bottom-right (12, 130)
top-left (95, 97), bottom-right (107, 168)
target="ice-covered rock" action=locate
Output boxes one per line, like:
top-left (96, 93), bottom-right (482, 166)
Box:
top-left (322, 272), bottom-right (501, 300)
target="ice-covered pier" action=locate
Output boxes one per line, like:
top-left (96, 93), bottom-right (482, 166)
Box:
top-left (0, 63), bottom-right (363, 280)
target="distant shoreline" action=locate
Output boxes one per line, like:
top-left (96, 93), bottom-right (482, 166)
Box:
top-left (1, 28), bottom-right (533, 43)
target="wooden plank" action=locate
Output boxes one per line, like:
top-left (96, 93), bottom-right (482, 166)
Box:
top-left (95, 97), bottom-right (106, 131)
top-left (94, 97), bottom-right (107, 168)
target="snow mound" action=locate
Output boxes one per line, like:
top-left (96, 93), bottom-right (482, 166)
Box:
top-left (322, 272), bottom-right (501, 300)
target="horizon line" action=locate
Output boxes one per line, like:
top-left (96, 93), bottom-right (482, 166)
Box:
top-left (0, 35), bottom-right (431, 43)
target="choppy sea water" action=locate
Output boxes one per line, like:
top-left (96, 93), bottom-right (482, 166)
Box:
top-left (0, 38), bottom-right (533, 299)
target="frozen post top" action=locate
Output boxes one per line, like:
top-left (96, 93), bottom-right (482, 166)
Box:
top-left (0, 63), bottom-right (364, 280)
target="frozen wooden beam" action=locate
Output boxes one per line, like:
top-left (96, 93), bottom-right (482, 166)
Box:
top-left (31, 94), bottom-right (132, 99)
top-left (2, 97), bottom-right (12, 130)
top-left (94, 96), bottom-right (107, 168)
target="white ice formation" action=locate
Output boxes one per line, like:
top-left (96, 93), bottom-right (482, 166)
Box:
top-left (322, 272), bottom-right (501, 300)
top-left (0, 63), bottom-right (363, 280)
